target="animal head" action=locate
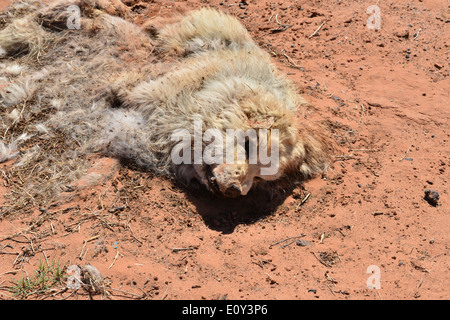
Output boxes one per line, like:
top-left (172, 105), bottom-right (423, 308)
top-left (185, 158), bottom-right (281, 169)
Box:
top-left (203, 162), bottom-right (260, 198)
top-left (190, 129), bottom-right (284, 198)
top-left (188, 122), bottom-right (331, 198)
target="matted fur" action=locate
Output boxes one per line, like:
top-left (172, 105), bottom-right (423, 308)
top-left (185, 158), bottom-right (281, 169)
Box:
top-left (0, 1), bottom-right (332, 200)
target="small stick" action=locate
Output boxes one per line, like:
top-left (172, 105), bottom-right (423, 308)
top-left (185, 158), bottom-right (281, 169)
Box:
top-left (334, 155), bottom-right (355, 160)
top-left (130, 234), bottom-right (143, 245)
top-left (109, 251), bottom-right (123, 269)
top-left (172, 246), bottom-right (198, 253)
top-left (81, 247), bottom-right (89, 261)
top-left (98, 190), bottom-right (106, 211)
top-left (78, 235), bottom-right (100, 260)
top-left (296, 193), bottom-right (311, 209)
top-left (108, 287), bottom-right (143, 298)
top-left (309, 20), bottom-right (327, 38)
top-left (269, 234), bottom-right (306, 248)
top-left (359, 104), bottom-right (366, 124)
top-left (336, 228), bottom-right (346, 237)
top-left (161, 285), bottom-right (170, 300)
top-left (270, 13), bottom-right (293, 33)
top-left (0, 251), bottom-right (20, 255)
top-left (416, 277), bottom-right (423, 291)
top-left (265, 272), bottom-right (277, 283)
top-left (413, 28), bottom-right (421, 40)
top-left (400, 144), bottom-right (413, 161)
top-left (319, 233), bottom-right (325, 244)
top-left (40, 287), bottom-right (68, 300)
top-left (12, 253), bottom-right (21, 267)
top-left (0, 270), bottom-right (17, 276)
top-left (275, 13), bottom-right (281, 25)
top-left (376, 290), bottom-right (382, 300)
top-left (275, 13), bottom-right (293, 28)
top-left (281, 240), bottom-right (298, 248)
top-left (312, 251), bottom-right (332, 268)
top-left (42, 250), bottom-right (49, 267)
top-left (350, 149), bottom-right (377, 152)
top-left (58, 289), bottom-right (78, 300)
top-left (325, 270), bottom-right (337, 284)
top-left (125, 219), bottom-right (144, 244)
top-left (282, 53), bottom-right (304, 69)
top-left (327, 284), bottom-right (337, 297)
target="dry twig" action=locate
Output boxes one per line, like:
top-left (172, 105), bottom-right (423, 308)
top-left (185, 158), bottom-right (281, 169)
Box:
top-left (79, 235), bottom-right (100, 260)
top-left (309, 20), bottom-right (327, 38)
top-left (269, 234), bottom-right (306, 248)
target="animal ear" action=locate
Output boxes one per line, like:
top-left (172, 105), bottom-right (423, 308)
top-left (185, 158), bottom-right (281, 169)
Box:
top-left (141, 13), bottom-right (180, 39)
top-left (244, 114), bottom-right (275, 129)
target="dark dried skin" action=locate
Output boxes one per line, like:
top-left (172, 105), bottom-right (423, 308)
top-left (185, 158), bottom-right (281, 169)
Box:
top-left (204, 165), bottom-right (242, 198)
top-left (204, 164), bottom-right (220, 193)
top-left (224, 184), bottom-right (241, 198)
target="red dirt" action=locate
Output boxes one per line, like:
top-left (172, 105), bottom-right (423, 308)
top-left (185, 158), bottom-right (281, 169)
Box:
top-left (0, 1), bottom-right (11, 12)
top-left (0, 0), bottom-right (449, 300)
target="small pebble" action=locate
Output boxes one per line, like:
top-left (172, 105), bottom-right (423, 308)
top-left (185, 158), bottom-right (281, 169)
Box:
top-left (296, 239), bottom-right (313, 247)
top-left (239, 1), bottom-right (248, 9)
top-left (424, 189), bottom-right (439, 206)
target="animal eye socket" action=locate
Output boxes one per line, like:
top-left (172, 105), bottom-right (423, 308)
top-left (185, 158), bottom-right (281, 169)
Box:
top-left (245, 139), bottom-right (250, 159)
top-left (204, 164), bottom-right (213, 175)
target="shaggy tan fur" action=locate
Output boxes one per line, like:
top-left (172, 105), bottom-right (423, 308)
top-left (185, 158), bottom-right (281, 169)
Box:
top-left (0, 16), bottom-right (49, 59)
top-left (0, 1), bottom-right (331, 199)
top-left (121, 8), bottom-right (332, 197)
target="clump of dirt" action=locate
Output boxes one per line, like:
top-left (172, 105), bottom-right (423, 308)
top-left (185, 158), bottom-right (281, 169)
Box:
top-left (0, 0), bottom-right (449, 300)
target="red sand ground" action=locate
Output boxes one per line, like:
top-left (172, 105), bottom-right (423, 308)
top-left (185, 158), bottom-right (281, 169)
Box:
top-left (0, 0), bottom-right (449, 300)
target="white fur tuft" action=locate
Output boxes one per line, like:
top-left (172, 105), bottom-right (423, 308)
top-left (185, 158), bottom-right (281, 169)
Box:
top-left (0, 133), bottom-right (32, 163)
top-left (0, 81), bottom-right (34, 107)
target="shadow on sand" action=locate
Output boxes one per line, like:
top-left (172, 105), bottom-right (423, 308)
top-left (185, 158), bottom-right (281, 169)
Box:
top-left (121, 159), bottom-right (305, 234)
top-left (182, 179), bottom-right (302, 234)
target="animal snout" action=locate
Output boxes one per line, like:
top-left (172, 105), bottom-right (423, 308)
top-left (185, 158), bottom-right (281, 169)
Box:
top-left (224, 184), bottom-right (241, 198)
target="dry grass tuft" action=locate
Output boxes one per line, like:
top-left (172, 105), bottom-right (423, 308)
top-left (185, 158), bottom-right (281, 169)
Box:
top-left (0, 0), bottom-right (154, 218)
top-left (0, 17), bottom-right (52, 60)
